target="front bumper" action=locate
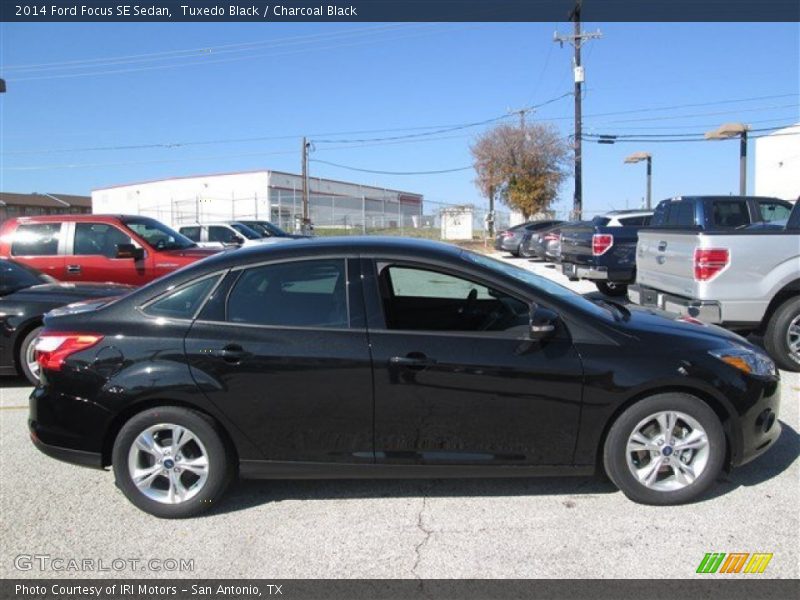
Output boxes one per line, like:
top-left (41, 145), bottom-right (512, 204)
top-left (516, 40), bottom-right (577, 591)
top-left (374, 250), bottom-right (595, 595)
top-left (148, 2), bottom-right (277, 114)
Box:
top-left (629, 285), bottom-right (723, 324)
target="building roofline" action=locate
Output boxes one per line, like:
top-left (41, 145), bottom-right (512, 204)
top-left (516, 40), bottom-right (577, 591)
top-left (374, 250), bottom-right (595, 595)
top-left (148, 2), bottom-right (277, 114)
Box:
top-left (92, 168), bottom-right (423, 198)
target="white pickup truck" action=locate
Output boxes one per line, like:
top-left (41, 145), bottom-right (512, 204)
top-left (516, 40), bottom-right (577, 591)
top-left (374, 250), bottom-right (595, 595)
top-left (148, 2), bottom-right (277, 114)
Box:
top-left (630, 202), bottom-right (800, 371)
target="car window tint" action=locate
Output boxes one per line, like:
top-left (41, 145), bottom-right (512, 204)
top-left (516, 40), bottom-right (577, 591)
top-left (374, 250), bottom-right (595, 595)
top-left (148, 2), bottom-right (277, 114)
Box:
top-left (0, 259), bottom-right (44, 290)
top-left (619, 216), bottom-right (645, 226)
top-left (592, 217), bottom-right (611, 226)
top-left (144, 277), bottom-right (218, 320)
top-left (667, 202), bottom-right (695, 227)
top-left (208, 226), bottom-right (237, 243)
top-left (10, 223), bottom-right (61, 256)
top-left (711, 201), bottom-right (749, 228)
top-left (758, 201), bottom-right (792, 222)
top-left (381, 265), bottom-right (529, 334)
top-left (227, 259), bottom-right (348, 328)
top-left (74, 223), bottom-right (134, 258)
top-left (180, 227), bottom-right (201, 241)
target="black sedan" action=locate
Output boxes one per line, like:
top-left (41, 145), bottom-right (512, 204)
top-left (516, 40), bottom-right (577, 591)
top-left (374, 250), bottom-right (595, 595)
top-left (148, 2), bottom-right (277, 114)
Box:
top-left (0, 259), bottom-right (133, 384)
top-left (29, 237), bottom-right (780, 517)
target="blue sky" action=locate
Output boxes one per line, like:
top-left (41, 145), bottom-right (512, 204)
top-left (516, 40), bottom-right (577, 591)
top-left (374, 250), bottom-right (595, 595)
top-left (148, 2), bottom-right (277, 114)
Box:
top-left (1, 21), bottom-right (798, 218)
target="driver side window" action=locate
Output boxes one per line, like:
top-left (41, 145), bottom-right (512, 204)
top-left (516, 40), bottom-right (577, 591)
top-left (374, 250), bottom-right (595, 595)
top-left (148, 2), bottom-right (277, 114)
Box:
top-left (379, 265), bottom-right (529, 334)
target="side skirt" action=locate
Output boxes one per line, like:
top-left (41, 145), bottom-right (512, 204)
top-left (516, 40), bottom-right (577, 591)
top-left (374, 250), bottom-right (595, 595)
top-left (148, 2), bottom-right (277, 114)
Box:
top-left (239, 460), bottom-right (596, 480)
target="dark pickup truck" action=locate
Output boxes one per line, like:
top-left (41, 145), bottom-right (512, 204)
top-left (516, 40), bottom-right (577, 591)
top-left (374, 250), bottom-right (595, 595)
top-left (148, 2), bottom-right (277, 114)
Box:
top-left (559, 210), bottom-right (653, 296)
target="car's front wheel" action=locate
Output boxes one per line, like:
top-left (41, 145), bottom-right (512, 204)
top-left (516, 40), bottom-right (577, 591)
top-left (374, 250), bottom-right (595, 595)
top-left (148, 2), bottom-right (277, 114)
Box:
top-left (764, 295), bottom-right (800, 372)
top-left (112, 406), bottom-right (234, 518)
top-left (603, 393), bottom-right (725, 505)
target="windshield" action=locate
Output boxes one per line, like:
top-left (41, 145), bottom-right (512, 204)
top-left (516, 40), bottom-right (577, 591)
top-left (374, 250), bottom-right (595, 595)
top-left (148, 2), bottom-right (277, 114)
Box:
top-left (230, 223), bottom-right (263, 240)
top-left (122, 217), bottom-right (196, 250)
top-left (0, 259), bottom-right (51, 293)
top-left (244, 221), bottom-right (289, 237)
top-left (461, 251), bottom-right (612, 319)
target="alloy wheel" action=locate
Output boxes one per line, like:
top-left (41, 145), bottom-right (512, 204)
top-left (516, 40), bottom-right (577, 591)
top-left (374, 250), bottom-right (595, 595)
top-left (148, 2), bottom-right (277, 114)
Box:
top-left (24, 337), bottom-right (40, 382)
top-left (787, 314), bottom-right (800, 364)
top-left (127, 423), bottom-right (209, 504)
top-left (625, 411), bottom-right (710, 492)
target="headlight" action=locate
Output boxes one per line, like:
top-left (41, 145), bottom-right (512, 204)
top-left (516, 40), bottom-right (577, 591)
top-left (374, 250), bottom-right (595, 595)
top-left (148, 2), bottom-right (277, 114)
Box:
top-left (709, 345), bottom-right (777, 377)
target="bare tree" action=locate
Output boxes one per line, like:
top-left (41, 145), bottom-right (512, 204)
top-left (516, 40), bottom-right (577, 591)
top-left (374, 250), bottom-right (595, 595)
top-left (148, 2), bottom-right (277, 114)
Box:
top-left (471, 122), bottom-right (569, 219)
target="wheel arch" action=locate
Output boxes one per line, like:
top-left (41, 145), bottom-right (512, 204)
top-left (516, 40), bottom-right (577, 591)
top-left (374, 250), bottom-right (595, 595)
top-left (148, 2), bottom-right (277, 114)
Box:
top-left (12, 318), bottom-right (43, 374)
top-left (594, 384), bottom-right (735, 476)
top-left (758, 278), bottom-right (800, 334)
top-left (101, 398), bottom-right (240, 469)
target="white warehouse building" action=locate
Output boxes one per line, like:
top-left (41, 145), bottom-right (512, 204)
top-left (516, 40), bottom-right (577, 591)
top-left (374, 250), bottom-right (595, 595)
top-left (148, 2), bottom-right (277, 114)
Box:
top-left (92, 170), bottom-right (424, 233)
top-left (755, 123), bottom-right (800, 201)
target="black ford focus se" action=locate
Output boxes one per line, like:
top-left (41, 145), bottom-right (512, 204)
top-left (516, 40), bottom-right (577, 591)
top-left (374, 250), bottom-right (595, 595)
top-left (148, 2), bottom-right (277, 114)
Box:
top-left (29, 237), bottom-right (780, 517)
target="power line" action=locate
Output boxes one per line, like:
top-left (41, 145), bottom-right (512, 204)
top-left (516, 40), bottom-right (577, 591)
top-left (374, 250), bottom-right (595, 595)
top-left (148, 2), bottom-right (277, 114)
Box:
top-left (310, 159), bottom-right (472, 175)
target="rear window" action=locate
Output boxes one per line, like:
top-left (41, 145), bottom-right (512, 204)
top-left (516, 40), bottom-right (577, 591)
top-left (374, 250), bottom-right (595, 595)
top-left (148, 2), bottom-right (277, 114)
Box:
top-left (711, 201), bottom-right (749, 228)
top-left (666, 202), bottom-right (695, 227)
top-left (758, 200), bottom-right (792, 223)
top-left (592, 217), bottom-right (611, 226)
top-left (10, 223), bottom-right (61, 256)
top-left (619, 216), bottom-right (647, 226)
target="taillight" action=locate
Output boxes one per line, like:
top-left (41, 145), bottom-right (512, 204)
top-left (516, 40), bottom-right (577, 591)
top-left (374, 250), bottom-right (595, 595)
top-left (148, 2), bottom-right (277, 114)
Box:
top-left (694, 248), bottom-right (730, 281)
top-left (544, 233), bottom-right (559, 241)
top-left (592, 233), bottom-right (614, 256)
top-left (35, 332), bottom-right (104, 371)
top-left (502, 231), bottom-right (514, 238)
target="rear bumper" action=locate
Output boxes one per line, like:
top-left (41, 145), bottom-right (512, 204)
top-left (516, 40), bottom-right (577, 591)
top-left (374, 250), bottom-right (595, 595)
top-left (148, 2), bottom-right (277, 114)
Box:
top-left (30, 431), bottom-right (104, 469)
top-left (629, 285), bottom-right (723, 323)
top-left (561, 263), bottom-right (608, 280)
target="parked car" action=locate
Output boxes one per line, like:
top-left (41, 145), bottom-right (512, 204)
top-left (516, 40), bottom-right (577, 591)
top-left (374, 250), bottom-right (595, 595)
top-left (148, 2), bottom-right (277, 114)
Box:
top-left (494, 220), bottom-right (562, 256)
top-left (0, 215), bottom-right (217, 285)
top-left (558, 210), bottom-right (654, 297)
top-left (631, 201), bottom-right (800, 371)
top-left (178, 222), bottom-right (291, 249)
top-left (236, 220), bottom-right (309, 239)
top-left (0, 258), bottom-right (132, 384)
top-left (30, 237), bottom-right (780, 516)
top-left (649, 195), bottom-right (791, 230)
top-left (519, 222), bottom-right (566, 260)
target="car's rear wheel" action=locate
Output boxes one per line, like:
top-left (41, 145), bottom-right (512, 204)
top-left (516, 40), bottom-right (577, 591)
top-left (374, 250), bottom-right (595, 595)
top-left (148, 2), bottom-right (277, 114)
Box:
top-left (764, 296), bottom-right (800, 372)
top-left (603, 393), bottom-right (725, 505)
top-left (112, 406), bottom-right (234, 518)
top-left (596, 281), bottom-right (628, 297)
top-left (18, 326), bottom-right (43, 385)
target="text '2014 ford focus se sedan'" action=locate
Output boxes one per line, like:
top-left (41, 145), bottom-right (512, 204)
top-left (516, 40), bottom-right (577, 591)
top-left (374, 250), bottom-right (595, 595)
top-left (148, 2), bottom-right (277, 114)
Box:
top-left (29, 238), bottom-right (780, 517)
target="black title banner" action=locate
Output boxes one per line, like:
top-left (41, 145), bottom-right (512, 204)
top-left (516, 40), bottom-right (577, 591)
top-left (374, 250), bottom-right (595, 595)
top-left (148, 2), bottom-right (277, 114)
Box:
top-left (4, 579), bottom-right (800, 600)
top-left (2, 0), bottom-right (800, 23)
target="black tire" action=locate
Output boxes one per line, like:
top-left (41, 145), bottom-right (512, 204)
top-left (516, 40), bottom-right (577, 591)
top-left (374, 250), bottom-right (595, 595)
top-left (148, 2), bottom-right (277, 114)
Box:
top-left (603, 393), bottom-right (725, 505)
top-left (112, 406), bottom-right (234, 518)
top-left (18, 326), bottom-right (43, 385)
top-left (509, 247), bottom-right (520, 257)
top-left (519, 243), bottom-right (535, 258)
top-left (596, 281), bottom-right (628, 297)
top-left (764, 296), bottom-right (800, 372)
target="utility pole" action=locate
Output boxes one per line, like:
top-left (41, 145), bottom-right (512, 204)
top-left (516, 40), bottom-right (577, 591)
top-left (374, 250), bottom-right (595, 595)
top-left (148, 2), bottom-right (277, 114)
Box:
top-left (301, 136), bottom-right (310, 226)
top-left (555, 1), bottom-right (602, 220)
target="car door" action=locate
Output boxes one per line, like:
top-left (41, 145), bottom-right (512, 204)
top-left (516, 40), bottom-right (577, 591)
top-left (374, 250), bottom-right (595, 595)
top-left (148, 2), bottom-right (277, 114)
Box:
top-left (183, 257), bottom-right (374, 464)
top-left (65, 221), bottom-right (149, 284)
top-left (7, 222), bottom-right (66, 278)
top-left (361, 258), bottom-right (584, 466)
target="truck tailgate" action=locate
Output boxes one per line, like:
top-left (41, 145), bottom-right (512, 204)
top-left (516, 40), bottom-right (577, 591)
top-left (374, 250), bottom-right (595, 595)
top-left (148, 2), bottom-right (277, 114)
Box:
top-left (636, 231), bottom-right (700, 297)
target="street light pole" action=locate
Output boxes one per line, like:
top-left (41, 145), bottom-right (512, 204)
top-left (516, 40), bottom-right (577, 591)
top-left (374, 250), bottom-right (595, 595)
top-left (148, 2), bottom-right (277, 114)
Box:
top-left (705, 123), bottom-right (749, 195)
top-left (624, 152), bottom-right (653, 209)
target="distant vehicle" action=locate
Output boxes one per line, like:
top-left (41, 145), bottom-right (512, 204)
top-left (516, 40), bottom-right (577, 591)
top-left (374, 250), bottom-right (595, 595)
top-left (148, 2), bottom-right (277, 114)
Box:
top-left (649, 195), bottom-right (792, 230)
top-left (0, 258), bottom-right (132, 384)
top-left (494, 220), bottom-right (562, 257)
top-left (236, 220), bottom-right (309, 239)
top-left (520, 222), bottom-right (566, 260)
top-left (631, 201), bottom-right (800, 371)
top-left (178, 222), bottom-right (290, 249)
top-left (558, 210), bottom-right (654, 297)
top-left (0, 215), bottom-right (217, 286)
top-left (30, 237), bottom-right (781, 516)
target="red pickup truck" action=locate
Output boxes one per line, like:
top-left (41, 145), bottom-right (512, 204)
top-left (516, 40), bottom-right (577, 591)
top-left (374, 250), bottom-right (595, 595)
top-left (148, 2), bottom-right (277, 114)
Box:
top-left (0, 215), bottom-right (218, 285)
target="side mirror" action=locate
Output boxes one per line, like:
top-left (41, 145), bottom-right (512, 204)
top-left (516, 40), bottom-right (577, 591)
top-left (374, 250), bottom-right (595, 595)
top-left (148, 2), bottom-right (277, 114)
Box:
top-left (529, 305), bottom-right (559, 341)
top-left (116, 243), bottom-right (144, 260)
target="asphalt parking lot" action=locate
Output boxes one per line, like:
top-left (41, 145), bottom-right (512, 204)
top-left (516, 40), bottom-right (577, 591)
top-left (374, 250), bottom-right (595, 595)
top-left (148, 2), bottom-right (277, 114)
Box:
top-left (0, 252), bottom-right (797, 580)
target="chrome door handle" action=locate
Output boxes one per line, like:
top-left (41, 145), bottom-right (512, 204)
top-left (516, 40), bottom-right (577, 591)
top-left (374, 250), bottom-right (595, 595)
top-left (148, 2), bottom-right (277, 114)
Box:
top-left (66, 264), bottom-right (82, 274)
top-left (657, 241), bottom-right (668, 252)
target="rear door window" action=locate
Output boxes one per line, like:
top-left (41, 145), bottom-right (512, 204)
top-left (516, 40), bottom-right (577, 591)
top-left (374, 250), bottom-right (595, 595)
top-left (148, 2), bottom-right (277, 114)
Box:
top-left (10, 223), bottom-right (62, 256)
top-left (226, 259), bottom-right (348, 328)
top-left (711, 201), bottom-right (750, 228)
top-left (665, 202), bottom-right (695, 227)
